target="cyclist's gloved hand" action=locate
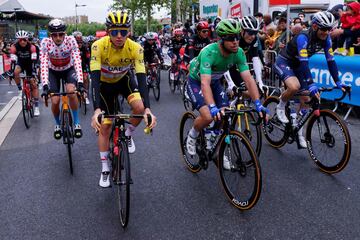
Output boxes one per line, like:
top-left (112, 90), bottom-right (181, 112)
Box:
top-left (308, 83), bottom-right (319, 97)
top-left (77, 82), bottom-right (85, 93)
top-left (41, 84), bottom-right (49, 98)
top-left (254, 99), bottom-right (269, 114)
top-left (209, 104), bottom-right (220, 118)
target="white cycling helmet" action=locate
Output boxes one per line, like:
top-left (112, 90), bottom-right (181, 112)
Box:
top-left (15, 30), bottom-right (29, 39)
top-left (240, 16), bottom-right (260, 31)
top-left (145, 32), bottom-right (156, 40)
top-left (312, 11), bottom-right (335, 28)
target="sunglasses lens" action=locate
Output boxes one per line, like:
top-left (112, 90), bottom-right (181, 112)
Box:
top-left (110, 29), bottom-right (128, 37)
top-left (223, 35), bottom-right (239, 41)
top-left (246, 30), bottom-right (258, 36)
top-left (19, 38), bottom-right (27, 42)
top-left (51, 33), bottom-right (65, 37)
top-left (320, 27), bottom-right (332, 32)
top-left (201, 30), bottom-right (209, 33)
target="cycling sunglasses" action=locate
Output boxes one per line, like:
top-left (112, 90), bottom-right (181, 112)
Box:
top-left (109, 28), bottom-right (129, 37)
top-left (245, 30), bottom-right (258, 36)
top-left (222, 34), bottom-right (240, 42)
top-left (18, 38), bottom-right (28, 42)
top-left (319, 27), bottom-right (332, 32)
top-left (51, 32), bottom-right (65, 38)
top-left (201, 30), bottom-right (209, 33)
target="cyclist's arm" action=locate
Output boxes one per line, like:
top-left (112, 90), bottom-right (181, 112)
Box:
top-left (40, 39), bottom-right (50, 86)
top-left (70, 37), bottom-right (83, 83)
top-left (155, 46), bottom-right (163, 62)
top-left (324, 36), bottom-right (340, 83)
top-left (134, 46), bottom-right (150, 109)
top-left (238, 48), bottom-right (260, 100)
top-left (9, 45), bottom-right (17, 72)
top-left (90, 41), bottom-right (102, 111)
top-left (201, 74), bottom-right (216, 105)
top-left (252, 56), bottom-right (263, 84)
top-left (296, 34), bottom-right (313, 84)
top-left (30, 44), bottom-right (37, 76)
top-left (188, 38), bottom-right (195, 60)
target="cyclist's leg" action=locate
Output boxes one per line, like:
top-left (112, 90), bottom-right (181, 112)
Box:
top-left (25, 65), bottom-right (40, 116)
top-left (65, 68), bottom-right (81, 130)
top-left (14, 65), bottom-right (22, 91)
top-left (274, 56), bottom-right (300, 123)
top-left (49, 69), bottom-right (62, 139)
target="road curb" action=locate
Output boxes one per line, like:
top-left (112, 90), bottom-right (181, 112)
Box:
top-left (0, 97), bottom-right (21, 146)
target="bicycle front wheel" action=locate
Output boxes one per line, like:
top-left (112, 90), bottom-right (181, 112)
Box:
top-left (153, 71), bottom-right (160, 101)
top-left (22, 91), bottom-right (31, 129)
top-left (114, 141), bottom-right (130, 228)
top-left (262, 96), bottom-right (289, 148)
top-left (63, 110), bottom-right (74, 175)
top-left (179, 111), bottom-right (202, 173)
top-left (218, 131), bottom-right (262, 210)
top-left (306, 109), bottom-right (351, 174)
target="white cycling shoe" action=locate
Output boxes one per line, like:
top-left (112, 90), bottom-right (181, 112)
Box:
top-left (222, 155), bottom-right (231, 170)
top-left (276, 105), bottom-right (289, 124)
top-left (34, 107), bottom-right (40, 117)
top-left (99, 172), bottom-right (110, 188)
top-left (186, 134), bottom-right (197, 156)
top-left (127, 136), bottom-right (135, 154)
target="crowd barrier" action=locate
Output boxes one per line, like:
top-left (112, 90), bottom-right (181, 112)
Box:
top-left (0, 54), bottom-right (11, 75)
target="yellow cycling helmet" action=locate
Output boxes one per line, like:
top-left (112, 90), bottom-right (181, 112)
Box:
top-left (105, 10), bottom-right (131, 29)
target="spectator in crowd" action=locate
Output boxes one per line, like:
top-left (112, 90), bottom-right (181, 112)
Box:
top-left (298, 12), bottom-right (305, 22)
top-left (265, 17), bottom-right (287, 52)
top-left (293, 17), bottom-right (302, 25)
top-left (335, 1), bottom-right (360, 56)
top-left (258, 14), bottom-right (276, 49)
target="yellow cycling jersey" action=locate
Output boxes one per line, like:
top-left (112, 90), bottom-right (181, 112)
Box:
top-left (90, 36), bottom-right (145, 83)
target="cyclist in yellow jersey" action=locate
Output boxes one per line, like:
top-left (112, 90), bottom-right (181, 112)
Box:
top-left (90, 10), bottom-right (157, 188)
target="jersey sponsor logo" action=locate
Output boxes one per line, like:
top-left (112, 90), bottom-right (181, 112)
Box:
top-left (204, 62), bottom-right (211, 68)
top-left (119, 58), bottom-right (134, 63)
top-left (91, 56), bottom-right (96, 61)
top-left (92, 45), bottom-right (97, 50)
top-left (328, 48), bottom-right (334, 56)
top-left (299, 49), bottom-right (308, 58)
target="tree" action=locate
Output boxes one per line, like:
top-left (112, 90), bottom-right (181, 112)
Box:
top-left (66, 23), bottom-right (106, 36)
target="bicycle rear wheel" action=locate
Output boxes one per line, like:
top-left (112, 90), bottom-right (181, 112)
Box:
top-left (262, 96), bottom-right (289, 148)
top-left (113, 141), bottom-right (130, 228)
top-left (306, 109), bottom-right (351, 174)
top-left (232, 110), bottom-right (262, 157)
top-left (22, 91), bottom-right (31, 129)
top-left (218, 131), bottom-right (262, 210)
top-left (179, 111), bottom-right (202, 173)
top-left (63, 110), bottom-right (74, 175)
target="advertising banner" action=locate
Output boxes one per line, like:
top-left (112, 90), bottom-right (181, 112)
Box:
top-left (309, 54), bottom-right (360, 106)
top-left (269, 0), bottom-right (301, 5)
top-left (38, 30), bottom-right (48, 40)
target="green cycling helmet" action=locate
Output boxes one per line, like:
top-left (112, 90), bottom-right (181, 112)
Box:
top-left (216, 18), bottom-right (241, 36)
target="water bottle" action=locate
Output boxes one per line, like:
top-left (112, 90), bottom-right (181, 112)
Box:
top-left (289, 99), bottom-right (299, 128)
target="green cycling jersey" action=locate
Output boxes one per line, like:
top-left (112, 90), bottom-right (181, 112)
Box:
top-left (189, 42), bottom-right (249, 82)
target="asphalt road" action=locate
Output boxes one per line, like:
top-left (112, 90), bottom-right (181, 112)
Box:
top-left (0, 70), bottom-right (359, 240)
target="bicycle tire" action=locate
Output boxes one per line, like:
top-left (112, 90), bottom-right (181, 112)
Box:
top-left (262, 96), bottom-right (289, 148)
top-left (231, 110), bottom-right (262, 157)
top-left (153, 69), bottom-right (160, 101)
top-left (218, 130), bottom-right (262, 210)
top-left (63, 110), bottom-right (74, 175)
top-left (306, 109), bottom-right (351, 174)
top-left (179, 111), bottom-right (202, 173)
top-left (114, 140), bottom-right (130, 228)
top-left (179, 70), bottom-right (185, 95)
top-left (22, 91), bottom-right (31, 129)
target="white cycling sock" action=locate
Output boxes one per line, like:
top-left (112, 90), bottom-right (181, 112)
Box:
top-left (278, 98), bottom-right (287, 109)
top-left (125, 124), bottom-right (136, 137)
top-left (100, 151), bottom-right (109, 172)
top-left (189, 127), bottom-right (199, 138)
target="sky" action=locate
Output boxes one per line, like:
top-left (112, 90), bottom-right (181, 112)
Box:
top-left (18, 0), bottom-right (169, 23)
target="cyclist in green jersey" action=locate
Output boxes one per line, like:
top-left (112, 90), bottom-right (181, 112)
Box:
top-left (186, 18), bottom-right (269, 158)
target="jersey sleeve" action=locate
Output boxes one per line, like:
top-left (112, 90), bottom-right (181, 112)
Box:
top-left (324, 35), bottom-right (335, 61)
top-left (10, 45), bottom-right (17, 62)
top-left (90, 40), bottom-right (101, 71)
top-left (199, 49), bottom-right (213, 75)
top-left (296, 34), bottom-right (309, 61)
top-left (30, 44), bottom-right (37, 60)
top-left (133, 43), bottom-right (145, 74)
top-left (40, 39), bottom-right (50, 86)
top-left (236, 48), bottom-right (250, 73)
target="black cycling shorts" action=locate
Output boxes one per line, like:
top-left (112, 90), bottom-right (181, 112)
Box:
top-left (48, 67), bottom-right (77, 92)
top-left (100, 72), bottom-right (141, 114)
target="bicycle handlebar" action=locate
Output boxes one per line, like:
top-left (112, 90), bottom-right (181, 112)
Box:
top-left (224, 107), bottom-right (263, 126)
top-left (319, 86), bottom-right (351, 102)
top-left (43, 91), bottom-right (80, 107)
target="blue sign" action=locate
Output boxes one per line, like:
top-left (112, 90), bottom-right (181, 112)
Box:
top-left (38, 30), bottom-right (48, 40)
top-left (309, 53), bottom-right (360, 106)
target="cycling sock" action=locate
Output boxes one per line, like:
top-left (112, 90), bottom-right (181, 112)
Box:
top-left (189, 127), bottom-right (199, 138)
top-left (100, 151), bottom-right (110, 172)
top-left (54, 115), bottom-right (60, 125)
top-left (125, 124), bottom-right (136, 137)
top-left (34, 98), bottom-right (39, 107)
top-left (72, 109), bottom-right (79, 125)
top-left (17, 83), bottom-right (22, 90)
top-left (278, 99), bottom-right (287, 109)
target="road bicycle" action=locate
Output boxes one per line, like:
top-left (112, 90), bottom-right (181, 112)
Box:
top-left (146, 63), bottom-right (161, 101)
top-left (98, 111), bottom-right (152, 228)
top-left (179, 108), bottom-right (263, 210)
top-left (20, 75), bottom-right (35, 128)
top-left (262, 86), bottom-right (352, 174)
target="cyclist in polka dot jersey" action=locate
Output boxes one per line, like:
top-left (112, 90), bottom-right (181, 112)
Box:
top-left (40, 19), bottom-right (84, 139)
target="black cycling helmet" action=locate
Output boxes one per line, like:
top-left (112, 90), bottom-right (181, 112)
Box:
top-left (48, 19), bottom-right (67, 33)
top-left (105, 10), bottom-right (131, 29)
